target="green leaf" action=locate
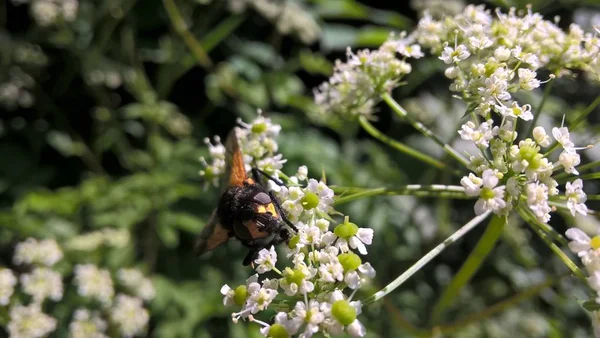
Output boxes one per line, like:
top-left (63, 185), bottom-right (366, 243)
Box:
top-left (298, 50), bottom-right (333, 76)
top-left (156, 215), bottom-right (180, 248)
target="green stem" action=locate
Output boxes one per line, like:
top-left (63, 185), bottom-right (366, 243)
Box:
top-left (553, 160), bottom-right (600, 180)
top-left (358, 116), bottom-right (459, 175)
top-left (526, 79), bottom-right (554, 137)
top-left (362, 211), bottom-right (492, 305)
top-left (518, 206), bottom-right (587, 281)
top-left (162, 0), bottom-right (213, 69)
top-left (430, 215), bottom-right (506, 323)
top-left (555, 172), bottom-right (600, 184)
top-left (157, 15), bottom-right (245, 98)
top-left (332, 185), bottom-right (472, 205)
top-left (381, 92), bottom-right (469, 167)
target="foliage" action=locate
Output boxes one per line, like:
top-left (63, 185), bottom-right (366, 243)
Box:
top-left (0, 0), bottom-right (600, 337)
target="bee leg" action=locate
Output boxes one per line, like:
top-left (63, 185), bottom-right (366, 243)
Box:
top-left (268, 190), bottom-right (298, 233)
top-left (251, 168), bottom-right (286, 187)
top-left (243, 248), bottom-right (259, 266)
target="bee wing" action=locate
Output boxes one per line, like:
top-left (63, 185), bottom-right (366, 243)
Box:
top-left (223, 127), bottom-right (248, 187)
top-left (194, 211), bottom-right (232, 255)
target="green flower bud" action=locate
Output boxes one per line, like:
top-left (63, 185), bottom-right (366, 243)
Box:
top-left (301, 192), bottom-right (319, 210)
top-left (332, 300), bottom-right (356, 326)
top-left (268, 323), bottom-right (289, 338)
top-left (338, 253), bottom-right (361, 271)
top-left (334, 222), bottom-right (358, 239)
top-left (234, 285), bottom-right (248, 306)
top-left (252, 122), bottom-right (267, 134)
top-left (284, 267), bottom-right (306, 285)
top-left (287, 235), bottom-right (300, 249)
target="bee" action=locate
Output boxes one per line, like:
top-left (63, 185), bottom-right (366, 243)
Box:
top-left (194, 128), bottom-right (297, 266)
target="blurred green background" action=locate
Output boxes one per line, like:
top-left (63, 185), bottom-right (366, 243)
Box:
top-left (1, 0), bottom-right (600, 337)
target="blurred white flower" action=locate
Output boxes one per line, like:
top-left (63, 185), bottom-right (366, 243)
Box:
top-left (13, 238), bottom-right (63, 267)
top-left (69, 308), bottom-right (109, 338)
top-left (0, 268), bottom-right (17, 305)
top-left (74, 264), bottom-right (114, 304)
top-left (254, 247), bottom-right (278, 274)
top-left (21, 267), bottom-right (63, 303)
top-left (117, 268), bottom-right (155, 302)
top-left (110, 294), bottom-right (150, 337)
top-left (565, 179), bottom-right (588, 216)
top-left (8, 304), bottom-right (57, 338)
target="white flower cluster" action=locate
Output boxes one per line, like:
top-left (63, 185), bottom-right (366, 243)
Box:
top-left (412, 5), bottom-right (600, 111)
top-left (313, 33), bottom-right (423, 121)
top-left (0, 67), bottom-right (35, 110)
top-left (200, 111), bottom-right (285, 186)
top-left (4, 237), bottom-right (154, 338)
top-left (65, 227), bottom-right (131, 251)
top-left (389, 5), bottom-right (593, 223)
top-left (458, 122), bottom-right (588, 222)
top-left (69, 308), bottom-right (109, 338)
top-left (201, 115), bottom-right (376, 337)
top-left (11, 0), bottom-right (78, 26)
top-left (227, 0), bottom-right (320, 44)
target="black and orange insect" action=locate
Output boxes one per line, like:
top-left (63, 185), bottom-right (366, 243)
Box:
top-left (194, 128), bottom-right (297, 265)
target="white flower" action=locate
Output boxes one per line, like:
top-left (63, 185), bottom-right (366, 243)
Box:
top-left (110, 294), bottom-right (150, 337)
top-left (552, 126), bottom-right (575, 150)
top-left (559, 150), bottom-right (581, 175)
top-left (526, 182), bottom-right (552, 223)
top-left (458, 120), bottom-right (494, 148)
top-left (293, 299), bottom-right (325, 337)
top-left (220, 284), bottom-right (237, 306)
top-left (13, 238), bottom-right (63, 267)
top-left (566, 228), bottom-right (599, 258)
top-left (335, 226), bottom-right (374, 255)
top-left (304, 179), bottom-right (335, 214)
top-left (0, 268), bottom-right (17, 306)
top-left (254, 246), bottom-right (278, 274)
top-left (246, 280), bottom-right (279, 313)
top-left (8, 304), bottom-right (57, 338)
top-left (69, 308), bottom-right (108, 338)
top-left (20, 267), bottom-right (63, 303)
top-left (439, 43), bottom-right (471, 64)
top-left (463, 169), bottom-right (507, 215)
top-left (533, 126), bottom-right (551, 147)
top-left (117, 268), bottom-right (155, 301)
top-left (280, 263), bottom-right (316, 296)
top-left (495, 102), bottom-right (533, 121)
top-left (319, 260), bottom-right (345, 283)
top-left (565, 179), bottom-right (588, 216)
top-left (74, 264), bottom-right (114, 304)
top-left (344, 262), bottom-right (376, 289)
top-left (518, 68), bottom-right (540, 90)
top-left (296, 165), bottom-right (308, 181)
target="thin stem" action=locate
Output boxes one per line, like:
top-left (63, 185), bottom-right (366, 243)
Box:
top-left (430, 214), bottom-right (506, 323)
top-left (437, 275), bottom-right (562, 334)
top-left (381, 92), bottom-right (470, 167)
top-left (162, 0), bottom-right (213, 69)
top-left (556, 172), bottom-right (600, 184)
top-left (362, 211), bottom-right (492, 305)
top-left (553, 160), bottom-right (600, 180)
top-left (332, 185), bottom-right (472, 205)
top-left (526, 79), bottom-right (554, 137)
top-left (157, 15), bottom-right (245, 98)
top-left (358, 116), bottom-right (460, 175)
top-left (518, 206), bottom-right (587, 281)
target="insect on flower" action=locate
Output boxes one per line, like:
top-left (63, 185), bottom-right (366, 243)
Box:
top-left (194, 128), bottom-right (298, 266)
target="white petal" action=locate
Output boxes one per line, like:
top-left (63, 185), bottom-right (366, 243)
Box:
top-left (356, 228), bottom-right (374, 245)
top-left (349, 237), bottom-right (367, 255)
top-left (565, 228), bottom-right (590, 242)
top-left (358, 263), bottom-right (376, 278)
top-left (345, 271), bottom-right (360, 289)
top-left (347, 319), bottom-right (366, 337)
top-left (220, 284), bottom-right (232, 295)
